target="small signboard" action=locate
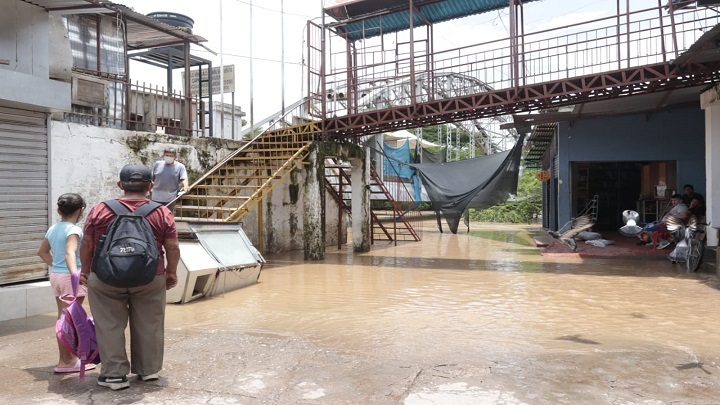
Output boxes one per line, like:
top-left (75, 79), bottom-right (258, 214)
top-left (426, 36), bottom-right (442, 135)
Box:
top-left (536, 170), bottom-right (551, 182)
top-left (183, 65), bottom-right (235, 96)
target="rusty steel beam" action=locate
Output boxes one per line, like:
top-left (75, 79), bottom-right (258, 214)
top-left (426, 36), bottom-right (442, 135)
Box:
top-left (322, 61), bottom-right (720, 138)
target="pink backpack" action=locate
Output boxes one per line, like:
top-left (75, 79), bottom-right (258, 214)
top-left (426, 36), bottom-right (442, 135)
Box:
top-left (55, 273), bottom-right (100, 380)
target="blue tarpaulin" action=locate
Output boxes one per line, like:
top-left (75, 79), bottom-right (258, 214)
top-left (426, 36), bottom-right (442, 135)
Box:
top-left (383, 140), bottom-right (422, 202)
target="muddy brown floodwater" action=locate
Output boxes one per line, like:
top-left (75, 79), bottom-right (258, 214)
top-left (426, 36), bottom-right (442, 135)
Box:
top-left (2, 223), bottom-right (720, 404)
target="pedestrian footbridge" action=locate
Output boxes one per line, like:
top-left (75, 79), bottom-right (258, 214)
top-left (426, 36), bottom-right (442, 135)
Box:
top-left (174, 1), bottom-right (720, 245)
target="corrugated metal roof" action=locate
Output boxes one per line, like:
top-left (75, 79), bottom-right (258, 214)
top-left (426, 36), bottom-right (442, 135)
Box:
top-left (325, 0), bottom-right (541, 41)
top-left (20, 0), bottom-right (207, 50)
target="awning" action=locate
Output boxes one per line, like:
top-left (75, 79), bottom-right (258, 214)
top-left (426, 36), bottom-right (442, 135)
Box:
top-left (21, 0), bottom-right (207, 50)
top-left (385, 129), bottom-right (440, 149)
top-left (324, 0), bottom-right (541, 41)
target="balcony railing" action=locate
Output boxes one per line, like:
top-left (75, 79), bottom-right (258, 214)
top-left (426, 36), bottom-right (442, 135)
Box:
top-left (309, 4), bottom-right (720, 118)
top-left (65, 70), bottom-right (204, 136)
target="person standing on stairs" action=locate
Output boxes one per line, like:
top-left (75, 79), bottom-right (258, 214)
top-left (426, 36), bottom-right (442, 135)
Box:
top-left (151, 147), bottom-right (189, 213)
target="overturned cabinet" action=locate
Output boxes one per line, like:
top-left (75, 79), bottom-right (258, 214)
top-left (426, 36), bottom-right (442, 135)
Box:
top-left (167, 222), bottom-right (265, 304)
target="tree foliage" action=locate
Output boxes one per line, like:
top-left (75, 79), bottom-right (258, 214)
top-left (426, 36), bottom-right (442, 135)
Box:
top-left (467, 167), bottom-right (542, 223)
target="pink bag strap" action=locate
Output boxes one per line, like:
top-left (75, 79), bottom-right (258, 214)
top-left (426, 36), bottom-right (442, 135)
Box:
top-left (58, 273), bottom-right (80, 305)
top-left (71, 272), bottom-right (79, 296)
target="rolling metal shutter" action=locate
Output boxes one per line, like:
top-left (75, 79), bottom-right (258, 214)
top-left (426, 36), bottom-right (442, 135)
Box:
top-left (0, 107), bottom-right (49, 285)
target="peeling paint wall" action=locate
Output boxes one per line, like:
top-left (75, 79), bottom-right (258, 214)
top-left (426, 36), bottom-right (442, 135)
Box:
top-left (317, 141), bottom-right (369, 253)
top-left (263, 169), bottom-right (306, 253)
top-left (303, 147), bottom-right (326, 260)
top-left (48, 16), bottom-right (72, 83)
top-left (240, 165), bottom-right (343, 255)
top-left (49, 121), bottom-right (243, 223)
top-left (324, 187), bottom-right (343, 249)
top-left (50, 123), bottom-right (362, 257)
top-left (350, 155), bottom-right (371, 252)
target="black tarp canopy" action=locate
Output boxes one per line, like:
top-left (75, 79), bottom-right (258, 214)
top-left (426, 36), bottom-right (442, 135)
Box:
top-left (412, 134), bottom-right (525, 234)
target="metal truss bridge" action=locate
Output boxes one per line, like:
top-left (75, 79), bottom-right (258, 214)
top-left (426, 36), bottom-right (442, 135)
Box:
top-left (304, 2), bottom-right (720, 142)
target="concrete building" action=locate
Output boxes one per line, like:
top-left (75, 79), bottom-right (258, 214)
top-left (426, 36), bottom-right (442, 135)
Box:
top-left (0, 1), bottom-right (246, 320)
top-left (0, 0), bottom-right (363, 321)
top-left (527, 92), bottom-right (719, 249)
top-left (1, 1), bottom-right (72, 310)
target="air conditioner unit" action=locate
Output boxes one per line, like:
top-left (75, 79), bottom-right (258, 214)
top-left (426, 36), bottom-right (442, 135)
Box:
top-left (71, 74), bottom-right (108, 108)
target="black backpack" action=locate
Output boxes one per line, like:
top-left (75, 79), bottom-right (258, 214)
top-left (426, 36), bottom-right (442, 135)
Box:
top-left (92, 200), bottom-right (162, 288)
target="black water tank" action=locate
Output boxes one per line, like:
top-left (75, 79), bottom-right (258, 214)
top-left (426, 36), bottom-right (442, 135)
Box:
top-left (147, 12), bottom-right (194, 32)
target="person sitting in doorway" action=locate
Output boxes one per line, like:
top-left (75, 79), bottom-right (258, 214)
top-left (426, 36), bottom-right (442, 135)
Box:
top-left (681, 184), bottom-right (704, 207)
top-left (688, 195), bottom-right (705, 218)
top-left (637, 193), bottom-right (689, 246)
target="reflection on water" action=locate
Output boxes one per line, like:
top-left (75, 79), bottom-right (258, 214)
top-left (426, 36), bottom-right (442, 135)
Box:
top-left (467, 228), bottom-right (536, 247)
top-left (166, 223), bottom-right (720, 365)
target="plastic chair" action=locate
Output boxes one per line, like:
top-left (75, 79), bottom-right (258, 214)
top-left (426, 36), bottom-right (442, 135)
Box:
top-left (651, 223), bottom-right (671, 249)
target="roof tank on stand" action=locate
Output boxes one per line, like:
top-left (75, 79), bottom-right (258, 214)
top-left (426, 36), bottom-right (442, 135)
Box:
top-left (147, 12), bottom-right (195, 32)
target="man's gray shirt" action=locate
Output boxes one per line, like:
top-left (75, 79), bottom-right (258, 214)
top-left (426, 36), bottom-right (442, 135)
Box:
top-left (151, 161), bottom-right (188, 203)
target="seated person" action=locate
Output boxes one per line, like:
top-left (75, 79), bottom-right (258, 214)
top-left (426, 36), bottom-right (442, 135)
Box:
top-left (637, 193), bottom-right (689, 245)
top-left (682, 184), bottom-right (704, 207)
top-left (688, 195), bottom-right (705, 218)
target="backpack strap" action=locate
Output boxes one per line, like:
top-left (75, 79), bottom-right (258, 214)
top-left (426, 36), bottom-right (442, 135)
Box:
top-left (103, 199), bottom-right (131, 216)
top-left (103, 199), bottom-right (161, 218)
top-left (132, 201), bottom-right (162, 218)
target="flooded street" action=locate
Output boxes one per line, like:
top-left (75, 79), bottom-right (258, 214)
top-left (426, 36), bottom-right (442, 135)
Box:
top-left (3, 223), bottom-right (720, 404)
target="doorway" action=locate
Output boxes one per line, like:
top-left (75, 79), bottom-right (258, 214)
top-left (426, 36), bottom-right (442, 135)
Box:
top-left (571, 162), bottom-right (642, 231)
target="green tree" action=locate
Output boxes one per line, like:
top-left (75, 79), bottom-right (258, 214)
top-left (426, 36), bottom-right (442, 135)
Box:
top-left (468, 167), bottom-right (542, 223)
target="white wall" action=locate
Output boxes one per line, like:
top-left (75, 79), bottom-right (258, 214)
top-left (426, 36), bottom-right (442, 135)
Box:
top-left (239, 167), bottom-right (344, 254)
top-left (209, 102), bottom-right (245, 140)
top-left (0, 0), bottom-right (49, 77)
top-left (49, 121), bottom-right (242, 223)
top-left (701, 88), bottom-right (720, 248)
top-left (48, 15), bottom-right (73, 83)
top-left (0, 1), bottom-right (70, 112)
top-left (49, 121), bottom-right (343, 253)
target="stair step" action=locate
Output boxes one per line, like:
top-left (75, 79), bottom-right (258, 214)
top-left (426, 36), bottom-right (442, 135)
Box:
top-left (203, 175), bottom-right (281, 180)
top-left (216, 166), bottom-right (284, 171)
top-left (180, 195), bottom-right (251, 201)
top-left (231, 156), bottom-right (298, 162)
top-left (190, 184), bottom-right (260, 189)
top-left (173, 216), bottom-right (228, 222)
top-left (249, 147), bottom-right (309, 152)
top-left (175, 205), bottom-right (247, 212)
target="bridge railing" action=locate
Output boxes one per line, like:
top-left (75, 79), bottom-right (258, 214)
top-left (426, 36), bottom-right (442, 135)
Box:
top-left (313, 5), bottom-right (720, 118)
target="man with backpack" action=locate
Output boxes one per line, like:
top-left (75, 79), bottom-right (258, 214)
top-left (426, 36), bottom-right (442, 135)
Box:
top-left (79, 164), bottom-right (180, 390)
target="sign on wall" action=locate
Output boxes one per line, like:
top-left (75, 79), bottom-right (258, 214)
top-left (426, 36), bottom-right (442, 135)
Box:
top-left (182, 65), bottom-right (235, 96)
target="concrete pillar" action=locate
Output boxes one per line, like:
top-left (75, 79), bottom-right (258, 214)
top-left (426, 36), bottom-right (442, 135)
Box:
top-left (700, 88), bottom-right (720, 250)
top-left (350, 154), bottom-right (371, 252)
top-left (303, 148), bottom-right (325, 260)
top-left (371, 133), bottom-right (384, 173)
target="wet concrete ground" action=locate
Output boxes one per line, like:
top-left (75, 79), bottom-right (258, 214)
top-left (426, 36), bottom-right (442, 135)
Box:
top-left (2, 223), bottom-right (720, 404)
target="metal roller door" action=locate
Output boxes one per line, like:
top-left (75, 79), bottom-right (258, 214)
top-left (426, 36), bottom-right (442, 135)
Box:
top-left (0, 107), bottom-right (49, 285)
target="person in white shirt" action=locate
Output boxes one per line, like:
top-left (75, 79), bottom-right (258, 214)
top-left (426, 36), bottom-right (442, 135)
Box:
top-left (637, 193), bottom-right (689, 245)
top-left (151, 147), bottom-right (189, 212)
